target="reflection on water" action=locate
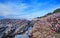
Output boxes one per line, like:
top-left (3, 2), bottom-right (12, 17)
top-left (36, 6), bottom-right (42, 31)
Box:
top-left (15, 27), bottom-right (32, 38)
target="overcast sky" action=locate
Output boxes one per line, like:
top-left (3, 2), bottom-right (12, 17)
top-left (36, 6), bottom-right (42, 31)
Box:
top-left (0, 0), bottom-right (60, 19)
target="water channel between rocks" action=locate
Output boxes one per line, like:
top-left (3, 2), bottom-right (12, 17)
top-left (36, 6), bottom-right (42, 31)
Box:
top-left (15, 27), bottom-right (32, 38)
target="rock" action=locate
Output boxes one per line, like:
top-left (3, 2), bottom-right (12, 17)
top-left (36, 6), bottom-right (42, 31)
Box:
top-left (29, 13), bottom-right (60, 38)
top-left (0, 19), bottom-right (31, 38)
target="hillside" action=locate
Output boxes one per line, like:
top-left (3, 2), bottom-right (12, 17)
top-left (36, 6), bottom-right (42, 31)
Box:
top-left (0, 8), bottom-right (60, 38)
top-left (36, 8), bottom-right (60, 19)
top-left (28, 8), bottom-right (60, 38)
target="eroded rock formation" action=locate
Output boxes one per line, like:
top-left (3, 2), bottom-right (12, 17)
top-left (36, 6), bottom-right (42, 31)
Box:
top-left (0, 19), bottom-right (31, 38)
top-left (28, 13), bottom-right (60, 38)
top-left (0, 8), bottom-right (60, 38)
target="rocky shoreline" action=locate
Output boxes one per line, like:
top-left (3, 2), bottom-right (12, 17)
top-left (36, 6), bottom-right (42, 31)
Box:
top-left (0, 19), bottom-right (32, 38)
top-left (0, 9), bottom-right (60, 38)
top-left (28, 13), bottom-right (60, 38)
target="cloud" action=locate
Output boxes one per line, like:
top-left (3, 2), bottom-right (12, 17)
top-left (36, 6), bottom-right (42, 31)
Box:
top-left (0, 0), bottom-right (46, 19)
top-left (0, 3), bottom-right (29, 16)
top-left (0, 0), bottom-right (60, 19)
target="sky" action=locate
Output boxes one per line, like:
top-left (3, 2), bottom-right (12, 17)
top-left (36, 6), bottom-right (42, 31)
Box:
top-left (0, 0), bottom-right (60, 19)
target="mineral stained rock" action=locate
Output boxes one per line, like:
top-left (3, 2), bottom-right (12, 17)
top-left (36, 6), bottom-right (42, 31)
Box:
top-left (0, 19), bottom-right (31, 38)
top-left (29, 13), bottom-right (60, 38)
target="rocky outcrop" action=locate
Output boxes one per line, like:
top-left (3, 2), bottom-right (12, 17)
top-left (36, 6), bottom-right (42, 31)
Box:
top-left (0, 19), bottom-right (31, 38)
top-left (28, 12), bottom-right (60, 38)
top-left (0, 8), bottom-right (60, 38)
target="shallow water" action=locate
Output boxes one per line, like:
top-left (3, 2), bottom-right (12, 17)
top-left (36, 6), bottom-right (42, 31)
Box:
top-left (15, 27), bottom-right (32, 38)
top-left (15, 34), bottom-right (29, 38)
